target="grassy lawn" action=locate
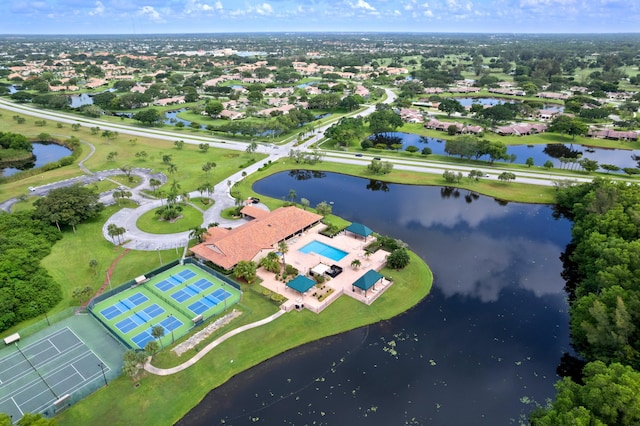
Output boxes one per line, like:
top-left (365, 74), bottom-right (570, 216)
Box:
top-left (0, 105), bottom-right (270, 200)
top-left (136, 204), bottom-right (203, 234)
top-left (57, 251), bottom-right (431, 426)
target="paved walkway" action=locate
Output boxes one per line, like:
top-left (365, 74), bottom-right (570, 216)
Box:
top-left (144, 310), bottom-right (285, 375)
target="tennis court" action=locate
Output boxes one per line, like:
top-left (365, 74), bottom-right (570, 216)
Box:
top-left (0, 327), bottom-right (112, 421)
top-left (90, 262), bottom-right (241, 349)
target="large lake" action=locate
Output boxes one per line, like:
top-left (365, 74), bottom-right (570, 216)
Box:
top-left (178, 172), bottom-right (573, 425)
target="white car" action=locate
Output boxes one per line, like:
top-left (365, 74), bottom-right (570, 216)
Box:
top-left (28, 186), bottom-right (36, 192)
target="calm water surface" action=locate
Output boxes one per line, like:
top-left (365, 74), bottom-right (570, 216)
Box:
top-left (378, 132), bottom-right (640, 171)
top-left (178, 172), bottom-right (573, 425)
top-left (0, 143), bottom-right (72, 177)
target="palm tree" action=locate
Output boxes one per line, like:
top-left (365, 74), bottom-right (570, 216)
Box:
top-left (287, 189), bottom-right (297, 203)
top-left (107, 223), bottom-right (119, 244)
top-left (167, 163), bottom-right (178, 177)
top-left (189, 226), bottom-right (209, 243)
top-left (89, 259), bottom-right (98, 275)
top-left (151, 325), bottom-right (165, 350)
top-left (351, 259), bottom-right (361, 270)
top-left (234, 260), bottom-right (257, 284)
top-left (278, 240), bottom-right (289, 273)
top-left (149, 178), bottom-right (161, 194)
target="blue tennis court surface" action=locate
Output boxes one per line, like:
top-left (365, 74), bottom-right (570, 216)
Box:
top-left (179, 269), bottom-right (196, 280)
top-left (155, 279), bottom-right (176, 292)
top-left (187, 288), bottom-right (233, 315)
top-left (193, 278), bottom-right (213, 291)
top-left (212, 288), bottom-right (231, 300)
top-left (100, 292), bottom-right (148, 320)
top-left (131, 330), bottom-right (155, 349)
top-left (130, 316), bottom-right (185, 349)
top-left (159, 315), bottom-right (183, 332)
top-left (143, 303), bottom-right (164, 319)
top-left (115, 314), bottom-right (145, 334)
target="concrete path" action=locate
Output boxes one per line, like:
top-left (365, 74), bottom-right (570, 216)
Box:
top-left (144, 310), bottom-right (286, 375)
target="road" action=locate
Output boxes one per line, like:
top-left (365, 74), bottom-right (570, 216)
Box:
top-left (0, 88), bottom-right (605, 249)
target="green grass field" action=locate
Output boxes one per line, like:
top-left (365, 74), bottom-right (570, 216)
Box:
top-left (136, 204), bottom-right (203, 234)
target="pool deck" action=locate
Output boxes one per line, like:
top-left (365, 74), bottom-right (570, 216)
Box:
top-left (257, 223), bottom-right (392, 313)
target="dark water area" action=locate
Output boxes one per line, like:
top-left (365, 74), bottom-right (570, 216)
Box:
top-left (178, 172), bottom-right (573, 425)
top-left (376, 132), bottom-right (640, 171)
top-left (0, 143), bottom-right (72, 177)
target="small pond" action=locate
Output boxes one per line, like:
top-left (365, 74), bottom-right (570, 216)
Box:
top-left (0, 143), bottom-right (73, 177)
top-left (371, 132), bottom-right (640, 171)
top-left (164, 109), bottom-right (207, 129)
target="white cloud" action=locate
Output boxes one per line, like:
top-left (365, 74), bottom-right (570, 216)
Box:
top-left (183, 0), bottom-right (220, 15)
top-left (88, 1), bottom-right (105, 16)
top-left (255, 3), bottom-right (273, 15)
top-left (351, 0), bottom-right (376, 12)
top-left (138, 6), bottom-right (163, 22)
top-left (392, 9), bottom-right (401, 15)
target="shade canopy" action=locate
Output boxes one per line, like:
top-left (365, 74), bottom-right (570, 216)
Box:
top-left (352, 269), bottom-right (383, 292)
top-left (311, 263), bottom-right (330, 276)
top-left (286, 275), bottom-right (316, 294)
top-left (345, 222), bottom-right (373, 239)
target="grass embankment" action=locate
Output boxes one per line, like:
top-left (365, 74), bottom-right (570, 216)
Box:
top-left (234, 159), bottom-right (557, 204)
top-left (58, 251), bottom-right (431, 426)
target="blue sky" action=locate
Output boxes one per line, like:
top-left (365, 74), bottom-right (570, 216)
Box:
top-left (1, 0), bottom-right (638, 35)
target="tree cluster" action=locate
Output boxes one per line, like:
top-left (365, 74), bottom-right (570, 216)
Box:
top-left (0, 212), bottom-right (62, 332)
top-left (33, 185), bottom-right (104, 232)
top-left (534, 179), bottom-right (640, 423)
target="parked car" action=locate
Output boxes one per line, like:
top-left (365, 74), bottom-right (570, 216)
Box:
top-left (373, 157), bottom-right (381, 160)
top-left (28, 186), bottom-right (35, 192)
top-left (355, 153), bottom-right (363, 157)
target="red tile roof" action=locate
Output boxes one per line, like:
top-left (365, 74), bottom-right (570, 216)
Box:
top-left (191, 206), bottom-right (323, 270)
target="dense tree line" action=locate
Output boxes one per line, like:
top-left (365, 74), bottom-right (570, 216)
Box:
top-left (531, 179), bottom-right (640, 424)
top-left (0, 131), bottom-right (32, 152)
top-left (0, 212), bottom-right (62, 332)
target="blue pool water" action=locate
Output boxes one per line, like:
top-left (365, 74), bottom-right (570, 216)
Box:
top-left (299, 240), bottom-right (348, 261)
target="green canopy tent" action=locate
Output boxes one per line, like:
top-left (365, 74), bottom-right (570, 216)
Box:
top-left (286, 275), bottom-right (316, 294)
top-left (352, 269), bottom-right (383, 297)
top-left (345, 222), bottom-right (374, 241)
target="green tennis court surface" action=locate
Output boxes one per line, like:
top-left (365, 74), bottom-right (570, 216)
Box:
top-left (91, 263), bottom-right (241, 349)
top-left (0, 327), bottom-right (111, 421)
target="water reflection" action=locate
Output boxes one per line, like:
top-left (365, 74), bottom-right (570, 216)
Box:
top-left (0, 142), bottom-right (72, 177)
top-left (180, 172), bottom-right (573, 425)
top-left (379, 132), bottom-right (640, 171)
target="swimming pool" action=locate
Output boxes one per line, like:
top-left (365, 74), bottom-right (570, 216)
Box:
top-left (299, 240), bottom-right (348, 262)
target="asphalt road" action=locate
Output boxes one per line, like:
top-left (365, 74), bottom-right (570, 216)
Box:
top-left (0, 88), bottom-right (609, 250)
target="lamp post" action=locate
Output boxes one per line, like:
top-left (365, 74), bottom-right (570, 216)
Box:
top-left (168, 315), bottom-right (175, 344)
top-left (98, 362), bottom-right (108, 386)
top-left (16, 343), bottom-right (58, 399)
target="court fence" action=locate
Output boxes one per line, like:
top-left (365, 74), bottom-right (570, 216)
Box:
top-left (11, 307), bottom-right (79, 340)
top-left (86, 257), bottom-right (243, 350)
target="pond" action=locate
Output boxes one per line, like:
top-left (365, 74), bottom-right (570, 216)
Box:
top-left (373, 132), bottom-right (640, 171)
top-left (164, 108), bottom-right (207, 129)
top-left (454, 97), bottom-right (564, 112)
top-left (69, 93), bottom-right (94, 108)
top-left (0, 142), bottom-right (72, 177)
top-left (178, 172), bottom-right (574, 425)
